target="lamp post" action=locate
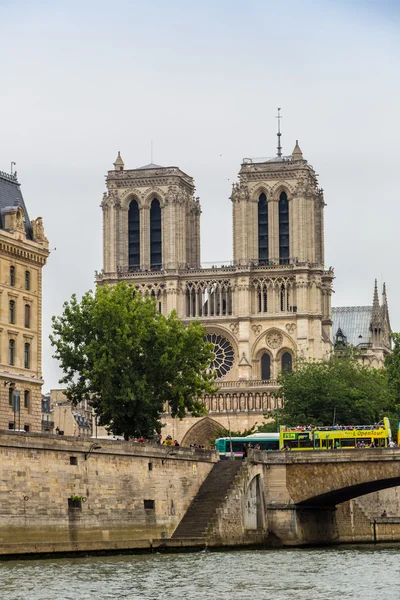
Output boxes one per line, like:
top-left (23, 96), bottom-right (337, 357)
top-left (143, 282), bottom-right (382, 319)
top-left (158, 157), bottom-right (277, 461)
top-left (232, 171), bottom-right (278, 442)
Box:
top-left (4, 381), bottom-right (18, 430)
top-left (84, 443), bottom-right (102, 460)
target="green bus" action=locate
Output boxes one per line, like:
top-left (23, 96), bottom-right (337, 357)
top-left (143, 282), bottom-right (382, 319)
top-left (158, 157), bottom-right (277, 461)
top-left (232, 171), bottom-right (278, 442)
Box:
top-left (215, 433), bottom-right (280, 458)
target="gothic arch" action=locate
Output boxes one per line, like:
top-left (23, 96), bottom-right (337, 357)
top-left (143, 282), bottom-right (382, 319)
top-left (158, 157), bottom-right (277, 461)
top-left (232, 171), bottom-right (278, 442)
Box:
top-left (270, 181), bottom-right (294, 202)
top-left (251, 326), bottom-right (296, 360)
top-left (143, 188), bottom-right (166, 208)
top-left (120, 190), bottom-right (143, 211)
top-left (277, 348), bottom-right (294, 374)
top-left (250, 184), bottom-right (272, 203)
top-left (181, 416), bottom-right (227, 447)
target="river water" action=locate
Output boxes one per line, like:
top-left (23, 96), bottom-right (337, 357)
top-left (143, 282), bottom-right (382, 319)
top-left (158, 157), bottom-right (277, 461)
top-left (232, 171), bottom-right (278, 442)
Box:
top-left (1, 546), bottom-right (399, 600)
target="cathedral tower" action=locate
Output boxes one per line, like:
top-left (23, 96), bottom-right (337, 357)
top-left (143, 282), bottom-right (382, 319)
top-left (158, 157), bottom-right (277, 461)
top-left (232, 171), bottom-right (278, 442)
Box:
top-left (101, 155), bottom-right (201, 275)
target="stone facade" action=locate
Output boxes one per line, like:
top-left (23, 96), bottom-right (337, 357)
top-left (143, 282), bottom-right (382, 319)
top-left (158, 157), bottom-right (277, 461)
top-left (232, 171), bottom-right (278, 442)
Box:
top-left (97, 144), bottom-right (334, 442)
top-left (0, 432), bottom-right (215, 554)
top-left (0, 170), bottom-right (49, 433)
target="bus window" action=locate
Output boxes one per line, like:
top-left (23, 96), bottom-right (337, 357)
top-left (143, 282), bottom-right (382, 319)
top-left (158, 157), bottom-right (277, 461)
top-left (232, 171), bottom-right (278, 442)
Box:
top-left (340, 439), bottom-right (356, 448)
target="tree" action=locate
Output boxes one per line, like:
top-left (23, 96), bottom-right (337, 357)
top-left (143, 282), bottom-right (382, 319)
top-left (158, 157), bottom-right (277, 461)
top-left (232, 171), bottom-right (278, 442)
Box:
top-left (386, 333), bottom-right (400, 402)
top-left (50, 283), bottom-right (216, 439)
top-left (277, 351), bottom-right (396, 427)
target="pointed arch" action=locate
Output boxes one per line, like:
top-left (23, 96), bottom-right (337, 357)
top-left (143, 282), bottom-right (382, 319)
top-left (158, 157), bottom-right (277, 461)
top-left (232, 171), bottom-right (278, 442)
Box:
top-left (258, 192), bottom-right (268, 263)
top-left (181, 416), bottom-right (227, 447)
top-left (260, 353), bottom-right (271, 380)
top-left (279, 191), bottom-right (289, 265)
top-left (150, 198), bottom-right (162, 269)
top-left (128, 199), bottom-right (140, 269)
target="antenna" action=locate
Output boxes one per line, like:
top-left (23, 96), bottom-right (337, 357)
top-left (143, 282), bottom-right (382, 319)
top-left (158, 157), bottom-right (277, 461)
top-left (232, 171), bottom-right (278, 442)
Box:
top-left (151, 140), bottom-right (153, 164)
top-left (276, 108), bottom-right (282, 158)
top-left (10, 162), bottom-right (16, 176)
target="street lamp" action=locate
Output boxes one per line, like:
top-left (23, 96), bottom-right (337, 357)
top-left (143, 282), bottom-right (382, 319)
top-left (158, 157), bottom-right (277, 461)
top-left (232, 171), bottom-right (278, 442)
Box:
top-left (84, 443), bottom-right (102, 460)
top-left (4, 381), bottom-right (19, 430)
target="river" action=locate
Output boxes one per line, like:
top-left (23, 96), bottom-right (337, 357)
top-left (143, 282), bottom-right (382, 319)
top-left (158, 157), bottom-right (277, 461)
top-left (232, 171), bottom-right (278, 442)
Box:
top-left (1, 546), bottom-right (399, 600)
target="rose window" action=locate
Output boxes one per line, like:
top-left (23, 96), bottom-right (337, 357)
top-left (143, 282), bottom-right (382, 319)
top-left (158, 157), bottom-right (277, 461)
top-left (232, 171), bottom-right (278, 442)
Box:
top-left (206, 333), bottom-right (234, 378)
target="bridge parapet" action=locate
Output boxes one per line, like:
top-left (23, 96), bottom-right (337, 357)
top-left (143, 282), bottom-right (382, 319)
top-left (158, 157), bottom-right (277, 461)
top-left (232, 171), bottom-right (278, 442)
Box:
top-left (251, 448), bottom-right (400, 465)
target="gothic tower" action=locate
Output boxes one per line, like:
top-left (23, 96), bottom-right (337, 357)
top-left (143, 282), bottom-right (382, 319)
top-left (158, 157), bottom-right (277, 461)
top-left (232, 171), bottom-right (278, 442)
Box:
top-left (101, 155), bottom-right (201, 275)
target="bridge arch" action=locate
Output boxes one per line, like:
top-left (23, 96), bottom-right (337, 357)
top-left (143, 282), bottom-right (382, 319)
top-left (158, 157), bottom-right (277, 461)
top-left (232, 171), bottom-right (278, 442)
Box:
top-left (181, 416), bottom-right (227, 447)
top-left (297, 476), bottom-right (400, 507)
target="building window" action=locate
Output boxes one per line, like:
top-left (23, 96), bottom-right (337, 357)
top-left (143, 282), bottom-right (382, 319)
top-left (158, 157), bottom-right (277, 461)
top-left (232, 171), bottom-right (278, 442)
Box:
top-left (25, 304), bottom-right (30, 328)
top-left (9, 300), bottom-right (15, 324)
top-left (144, 499), bottom-right (155, 510)
top-left (261, 353), bottom-right (271, 380)
top-left (9, 339), bottom-right (15, 365)
top-left (70, 456), bottom-right (78, 466)
top-left (280, 284), bottom-right (290, 312)
top-left (257, 290), bottom-right (268, 313)
top-left (258, 193), bottom-right (268, 263)
top-left (24, 390), bottom-right (30, 409)
top-left (9, 387), bottom-right (14, 407)
top-left (24, 343), bottom-right (30, 369)
top-left (279, 192), bottom-right (290, 265)
top-left (10, 266), bottom-right (15, 286)
top-left (128, 199), bottom-right (140, 269)
top-left (24, 424), bottom-right (30, 432)
top-left (25, 271), bottom-right (30, 291)
top-left (150, 199), bottom-right (162, 269)
top-left (8, 422), bottom-right (14, 430)
top-left (281, 352), bottom-right (293, 374)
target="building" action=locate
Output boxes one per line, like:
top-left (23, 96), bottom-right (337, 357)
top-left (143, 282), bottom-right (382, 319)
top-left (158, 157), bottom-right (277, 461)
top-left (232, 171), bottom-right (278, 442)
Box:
top-left (0, 169), bottom-right (49, 432)
top-left (332, 280), bottom-right (391, 366)
top-left (97, 135), bottom-right (335, 444)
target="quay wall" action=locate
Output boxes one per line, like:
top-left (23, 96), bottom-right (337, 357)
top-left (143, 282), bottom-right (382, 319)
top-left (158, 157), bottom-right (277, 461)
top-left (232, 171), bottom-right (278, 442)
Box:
top-left (0, 431), bottom-right (216, 555)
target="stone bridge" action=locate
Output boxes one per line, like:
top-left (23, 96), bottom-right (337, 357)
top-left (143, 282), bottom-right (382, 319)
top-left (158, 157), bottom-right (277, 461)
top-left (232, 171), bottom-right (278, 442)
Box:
top-left (210, 449), bottom-right (400, 546)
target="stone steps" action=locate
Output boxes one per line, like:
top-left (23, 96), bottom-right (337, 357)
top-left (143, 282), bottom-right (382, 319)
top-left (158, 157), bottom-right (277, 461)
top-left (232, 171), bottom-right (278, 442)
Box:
top-left (172, 460), bottom-right (243, 539)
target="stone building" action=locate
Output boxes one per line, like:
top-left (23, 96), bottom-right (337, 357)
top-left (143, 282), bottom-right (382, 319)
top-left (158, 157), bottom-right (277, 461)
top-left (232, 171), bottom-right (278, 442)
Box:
top-left (97, 138), bottom-right (335, 444)
top-left (332, 279), bottom-right (391, 367)
top-left (0, 169), bottom-right (49, 432)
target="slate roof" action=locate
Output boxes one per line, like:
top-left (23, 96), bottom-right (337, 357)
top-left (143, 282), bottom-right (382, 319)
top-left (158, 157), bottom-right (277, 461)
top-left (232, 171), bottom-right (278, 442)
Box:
top-left (0, 171), bottom-right (33, 239)
top-left (332, 306), bottom-right (372, 347)
top-left (137, 163), bottom-right (164, 170)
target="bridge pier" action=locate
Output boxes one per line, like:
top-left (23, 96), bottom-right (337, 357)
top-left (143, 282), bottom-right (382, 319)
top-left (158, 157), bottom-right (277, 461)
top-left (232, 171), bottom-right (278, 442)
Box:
top-left (267, 505), bottom-right (339, 546)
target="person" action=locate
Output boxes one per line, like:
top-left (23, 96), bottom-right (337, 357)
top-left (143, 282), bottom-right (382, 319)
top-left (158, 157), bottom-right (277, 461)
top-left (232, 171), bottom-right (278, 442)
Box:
top-left (242, 443), bottom-right (248, 460)
top-left (370, 440), bottom-right (375, 448)
top-left (389, 440), bottom-right (395, 448)
top-left (381, 510), bottom-right (387, 517)
top-left (174, 440), bottom-right (180, 447)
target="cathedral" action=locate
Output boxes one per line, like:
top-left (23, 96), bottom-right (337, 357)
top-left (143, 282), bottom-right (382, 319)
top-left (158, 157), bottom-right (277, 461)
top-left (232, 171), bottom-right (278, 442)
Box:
top-left (97, 137), bottom-right (390, 445)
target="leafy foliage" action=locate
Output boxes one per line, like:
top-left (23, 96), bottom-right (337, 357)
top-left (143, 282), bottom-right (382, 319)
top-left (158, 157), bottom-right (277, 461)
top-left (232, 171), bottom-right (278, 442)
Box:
top-left (50, 283), bottom-right (216, 438)
top-left (277, 350), bottom-right (396, 427)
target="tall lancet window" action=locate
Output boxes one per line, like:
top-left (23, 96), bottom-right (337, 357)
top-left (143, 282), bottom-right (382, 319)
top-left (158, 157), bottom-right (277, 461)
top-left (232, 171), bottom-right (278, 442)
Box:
top-left (258, 193), bottom-right (268, 264)
top-left (128, 200), bottom-right (140, 269)
top-left (150, 199), bottom-right (162, 269)
top-left (279, 191), bottom-right (289, 265)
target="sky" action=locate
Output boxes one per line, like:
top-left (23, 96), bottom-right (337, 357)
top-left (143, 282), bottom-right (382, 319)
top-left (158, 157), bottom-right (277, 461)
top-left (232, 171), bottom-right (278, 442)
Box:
top-left (0, 0), bottom-right (399, 391)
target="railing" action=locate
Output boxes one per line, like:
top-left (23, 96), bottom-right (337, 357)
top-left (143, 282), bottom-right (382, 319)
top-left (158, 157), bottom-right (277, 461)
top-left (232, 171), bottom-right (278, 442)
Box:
top-left (0, 170), bottom-right (18, 183)
top-left (216, 379), bottom-right (280, 389)
top-left (107, 258), bottom-right (325, 278)
top-left (41, 419), bottom-right (54, 429)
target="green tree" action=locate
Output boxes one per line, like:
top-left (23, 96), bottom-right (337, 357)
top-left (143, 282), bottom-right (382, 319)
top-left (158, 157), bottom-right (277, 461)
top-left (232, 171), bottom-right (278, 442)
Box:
top-left (277, 351), bottom-right (395, 427)
top-left (50, 283), bottom-right (216, 439)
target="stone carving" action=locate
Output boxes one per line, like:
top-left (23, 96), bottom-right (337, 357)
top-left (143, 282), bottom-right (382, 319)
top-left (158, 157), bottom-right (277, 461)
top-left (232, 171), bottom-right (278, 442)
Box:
top-left (285, 323), bottom-right (296, 334)
top-left (266, 331), bottom-right (283, 349)
top-left (229, 323), bottom-right (239, 335)
top-left (252, 324), bottom-right (262, 335)
top-left (31, 217), bottom-right (48, 243)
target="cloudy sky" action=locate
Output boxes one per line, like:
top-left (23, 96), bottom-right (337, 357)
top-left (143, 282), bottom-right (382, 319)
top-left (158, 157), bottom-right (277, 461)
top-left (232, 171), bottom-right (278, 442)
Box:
top-left (0, 0), bottom-right (399, 390)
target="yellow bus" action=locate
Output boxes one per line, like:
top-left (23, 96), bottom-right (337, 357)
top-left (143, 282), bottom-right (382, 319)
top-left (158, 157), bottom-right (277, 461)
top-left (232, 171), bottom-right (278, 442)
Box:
top-left (280, 417), bottom-right (392, 450)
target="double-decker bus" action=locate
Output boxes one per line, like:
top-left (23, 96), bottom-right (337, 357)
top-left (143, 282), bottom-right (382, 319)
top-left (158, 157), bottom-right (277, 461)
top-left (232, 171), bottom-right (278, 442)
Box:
top-left (215, 433), bottom-right (280, 458)
top-left (280, 417), bottom-right (392, 450)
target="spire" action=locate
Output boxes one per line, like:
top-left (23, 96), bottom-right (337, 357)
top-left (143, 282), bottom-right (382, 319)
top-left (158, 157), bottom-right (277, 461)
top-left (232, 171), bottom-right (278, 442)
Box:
top-left (292, 140), bottom-right (303, 161)
top-left (276, 108), bottom-right (282, 158)
top-left (372, 278), bottom-right (380, 317)
top-left (113, 151), bottom-right (124, 171)
top-left (382, 282), bottom-right (387, 302)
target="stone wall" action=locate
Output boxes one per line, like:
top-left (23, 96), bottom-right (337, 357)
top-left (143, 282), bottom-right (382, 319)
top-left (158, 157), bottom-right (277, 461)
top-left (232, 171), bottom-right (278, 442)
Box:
top-left (0, 432), bottom-right (216, 555)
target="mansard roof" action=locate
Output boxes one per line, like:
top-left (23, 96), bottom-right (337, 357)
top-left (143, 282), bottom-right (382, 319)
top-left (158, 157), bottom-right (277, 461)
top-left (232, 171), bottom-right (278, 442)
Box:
top-left (332, 306), bottom-right (373, 347)
top-left (0, 170), bottom-right (33, 239)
